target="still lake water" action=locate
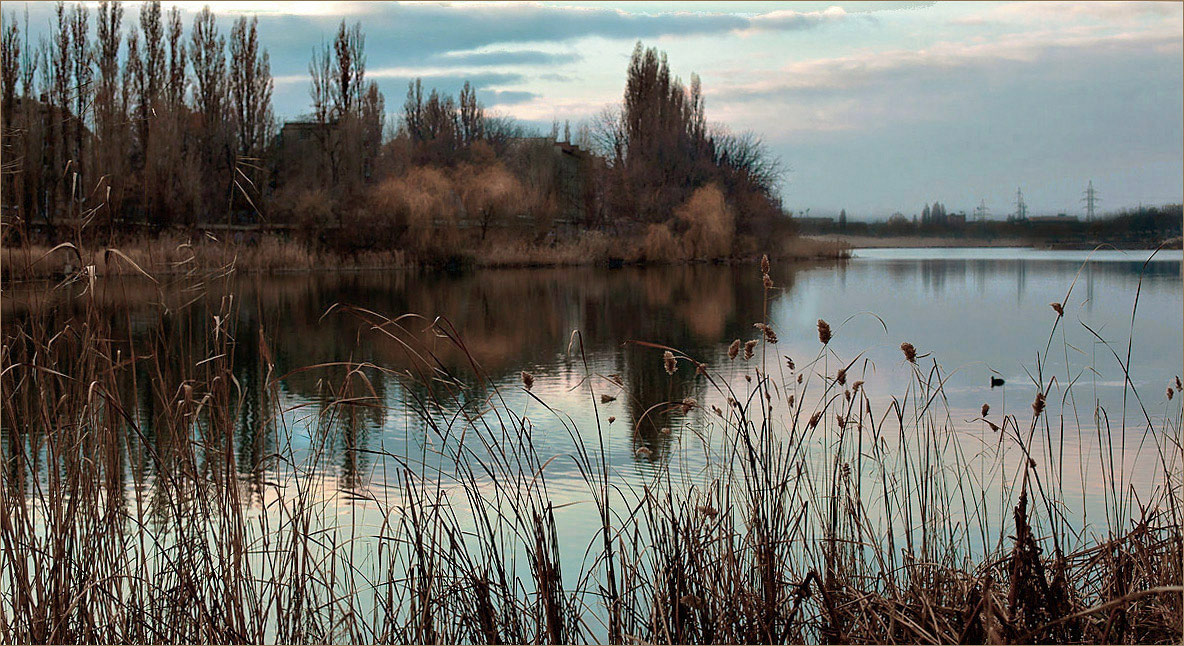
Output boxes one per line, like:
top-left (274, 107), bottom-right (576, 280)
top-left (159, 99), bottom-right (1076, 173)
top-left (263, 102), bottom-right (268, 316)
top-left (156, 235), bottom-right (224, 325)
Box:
top-left (4, 246), bottom-right (1182, 555)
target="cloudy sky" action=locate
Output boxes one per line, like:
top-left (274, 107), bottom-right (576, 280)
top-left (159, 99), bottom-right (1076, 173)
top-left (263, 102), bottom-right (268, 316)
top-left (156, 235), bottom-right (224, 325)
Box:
top-left (11, 1), bottom-right (1183, 218)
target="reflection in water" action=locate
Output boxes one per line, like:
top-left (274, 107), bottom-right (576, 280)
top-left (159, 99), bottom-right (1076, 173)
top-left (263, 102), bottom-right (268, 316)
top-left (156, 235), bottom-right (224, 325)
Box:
top-left (3, 250), bottom-right (1180, 514)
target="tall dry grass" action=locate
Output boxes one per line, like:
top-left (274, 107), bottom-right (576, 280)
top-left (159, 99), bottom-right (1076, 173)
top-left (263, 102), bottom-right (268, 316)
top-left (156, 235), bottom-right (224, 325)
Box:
top-left (1, 251), bottom-right (1176, 644)
top-left (676, 184), bottom-right (735, 259)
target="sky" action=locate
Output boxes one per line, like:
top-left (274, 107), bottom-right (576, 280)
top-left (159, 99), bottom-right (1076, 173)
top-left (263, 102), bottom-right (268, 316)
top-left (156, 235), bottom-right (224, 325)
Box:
top-left (8, 1), bottom-right (1183, 219)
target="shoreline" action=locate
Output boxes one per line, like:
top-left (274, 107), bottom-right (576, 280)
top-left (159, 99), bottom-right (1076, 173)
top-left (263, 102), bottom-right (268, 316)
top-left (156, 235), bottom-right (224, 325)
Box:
top-left (806, 233), bottom-right (1182, 250)
top-left (0, 232), bottom-right (851, 283)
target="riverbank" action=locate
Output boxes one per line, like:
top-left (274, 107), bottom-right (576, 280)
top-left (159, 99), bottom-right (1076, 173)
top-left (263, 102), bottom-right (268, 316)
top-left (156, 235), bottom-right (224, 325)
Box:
top-left (807, 233), bottom-right (1182, 250)
top-left (0, 231), bottom-right (850, 282)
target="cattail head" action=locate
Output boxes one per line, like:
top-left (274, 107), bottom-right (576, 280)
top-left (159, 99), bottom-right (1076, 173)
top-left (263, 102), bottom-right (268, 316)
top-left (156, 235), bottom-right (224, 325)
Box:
top-left (744, 339), bottom-right (757, 360)
top-left (762, 273), bottom-right (774, 290)
top-left (900, 342), bottom-right (917, 363)
top-left (1032, 392), bottom-right (1046, 417)
top-left (836, 367), bottom-right (847, 385)
top-left (663, 350), bottom-right (677, 375)
top-left (521, 371), bottom-right (534, 391)
top-left (981, 403), bottom-right (990, 417)
top-left (728, 339), bottom-right (741, 360)
top-left (761, 254), bottom-right (770, 274)
top-left (1050, 302), bottom-right (1064, 317)
top-left (817, 319), bottom-right (832, 344)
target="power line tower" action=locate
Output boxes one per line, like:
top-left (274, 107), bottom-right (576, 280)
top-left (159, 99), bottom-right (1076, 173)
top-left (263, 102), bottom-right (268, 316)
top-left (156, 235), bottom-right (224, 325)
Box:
top-left (1014, 187), bottom-right (1027, 221)
top-left (974, 198), bottom-right (990, 222)
top-left (1081, 180), bottom-right (1099, 222)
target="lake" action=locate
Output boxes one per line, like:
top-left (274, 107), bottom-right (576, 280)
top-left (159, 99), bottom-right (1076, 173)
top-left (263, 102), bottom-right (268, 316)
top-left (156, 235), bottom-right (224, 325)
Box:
top-left (3, 246), bottom-right (1181, 556)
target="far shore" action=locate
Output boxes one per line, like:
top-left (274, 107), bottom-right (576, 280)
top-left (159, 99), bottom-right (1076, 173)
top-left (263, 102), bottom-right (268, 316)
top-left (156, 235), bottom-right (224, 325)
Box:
top-left (807, 233), bottom-right (1181, 250)
top-left (0, 231), bottom-right (851, 283)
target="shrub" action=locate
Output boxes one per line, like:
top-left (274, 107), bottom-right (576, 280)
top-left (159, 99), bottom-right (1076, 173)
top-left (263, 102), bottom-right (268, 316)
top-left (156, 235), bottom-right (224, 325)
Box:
top-left (675, 183), bottom-right (735, 259)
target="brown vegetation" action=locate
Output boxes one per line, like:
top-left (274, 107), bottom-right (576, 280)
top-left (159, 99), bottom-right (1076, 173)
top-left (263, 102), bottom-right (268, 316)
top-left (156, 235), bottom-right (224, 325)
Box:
top-left (0, 256), bottom-right (1179, 644)
top-left (2, 5), bottom-right (802, 265)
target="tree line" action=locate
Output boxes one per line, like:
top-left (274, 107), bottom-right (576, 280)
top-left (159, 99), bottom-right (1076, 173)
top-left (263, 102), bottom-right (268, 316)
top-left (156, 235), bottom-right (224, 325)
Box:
top-left (2, 4), bottom-right (788, 257)
top-left (1, 2), bottom-right (273, 240)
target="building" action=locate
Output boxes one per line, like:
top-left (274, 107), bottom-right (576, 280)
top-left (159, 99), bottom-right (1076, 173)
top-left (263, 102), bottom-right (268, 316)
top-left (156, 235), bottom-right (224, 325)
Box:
top-left (274, 120), bottom-right (338, 189)
top-left (507, 137), bottom-right (605, 228)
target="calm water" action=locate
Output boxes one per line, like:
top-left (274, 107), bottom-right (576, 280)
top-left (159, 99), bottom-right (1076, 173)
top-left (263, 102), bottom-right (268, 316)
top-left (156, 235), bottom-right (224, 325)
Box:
top-left (4, 246), bottom-right (1182, 550)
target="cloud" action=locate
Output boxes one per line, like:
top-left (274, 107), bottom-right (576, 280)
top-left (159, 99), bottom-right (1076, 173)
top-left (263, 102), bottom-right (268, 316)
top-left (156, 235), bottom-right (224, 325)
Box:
top-left (745, 6), bottom-right (854, 32)
top-left (951, 1), bottom-right (1181, 27)
top-left (431, 49), bottom-right (581, 67)
top-left (712, 23), bottom-right (1183, 105)
top-left (11, 1), bottom-right (849, 75)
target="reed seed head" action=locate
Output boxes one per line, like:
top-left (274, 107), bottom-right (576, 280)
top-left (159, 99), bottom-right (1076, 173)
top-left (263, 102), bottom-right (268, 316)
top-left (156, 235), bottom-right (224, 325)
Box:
top-left (852, 380), bottom-right (863, 393)
top-left (754, 323), bottom-right (778, 344)
top-left (762, 273), bottom-right (774, 289)
top-left (1168, 387), bottom-right (1174, 401)
top-left (900, 342), bottom-right (917, 363)
top-left (1175, 376), bottom-right (1182, 391)
top-left (728, 339), bottom-right (741, 360)
top-left (663, 350), bottom-right (677, 375)
top-left (600, 394), bottom-right (615, 404)
top-left (836, 367), bottom-right (847, 385)
top-left (681, 397), bottom-right (697, 412)
top-left (635, 446), bottom-right (652, 458)
top-left (785, 356), bottom-right (795, 371)
top-left (761, 253), bottom-right (770, 274)
top-left (837, 414), bottom-right (846, 427)
top-left (697, 505), bottom-right (717, 518)
top-left (817, 319), bottom-right (832, 344)
top-left (1032, 392), bottom-right (1046, 417)
top-left (981, 403), bottom-right (990, 417)
top-left (521, 371), bottom-right (534, 391)
top-left (695, 362), bottom-right (708, 376)
top-left (1050, 302), bottom-right (1064, 317)
top-left (608, 416), bottom-right (616, 424)
top-left (787, 394), bottom-right (795, 408)
top-left (744, 339), bottom-right (757, 360)
top-left (808, 411), bottom-right (822, 429)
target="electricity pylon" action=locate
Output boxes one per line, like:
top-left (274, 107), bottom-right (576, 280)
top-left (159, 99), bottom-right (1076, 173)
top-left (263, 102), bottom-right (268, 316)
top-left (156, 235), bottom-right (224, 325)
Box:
top-left (974, 198), bottom-right (990, 222)
top-left (1082, 180), bottom-right (1100, 222)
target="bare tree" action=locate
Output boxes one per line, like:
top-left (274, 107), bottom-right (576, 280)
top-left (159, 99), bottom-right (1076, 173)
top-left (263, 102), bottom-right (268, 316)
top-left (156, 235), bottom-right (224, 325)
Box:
top-left (229, 15), bottom-right (272, 157)
top-left (190, 5), bottom-right (231, 221)
top-left (1, 13), bottom-right (20, 218)
top-left (94, 0), bottom-right (125, 233)
top-left (69, 2), bottom-right (92, 205)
